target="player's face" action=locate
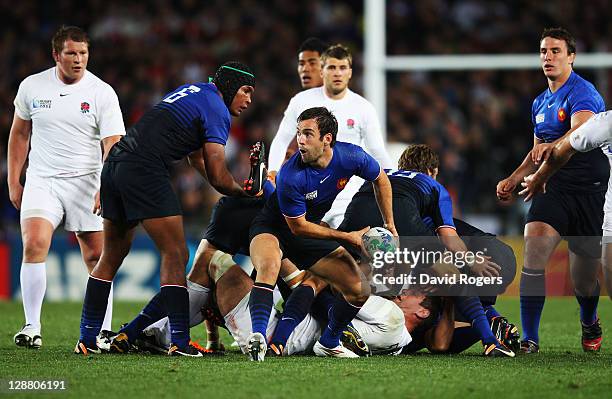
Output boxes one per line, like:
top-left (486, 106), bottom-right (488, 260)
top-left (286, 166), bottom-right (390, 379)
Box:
top-left (540, 37), bottom-right (575, 81)
top-left (322, 57), bottom-right (352, 95)
top-left (298, 50), bottom-right (323, 89)
top-left (229, 85), bottom-right (254, 117)
top-left (54, 39), bottom-right (89, 84)
top-left (393, 294), bottom-right (430, 326)
top-left (296, 118), bottom-right (330, 164)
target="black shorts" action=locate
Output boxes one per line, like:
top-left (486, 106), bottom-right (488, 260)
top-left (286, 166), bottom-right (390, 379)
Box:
top-left (526, 188), bottom-right (604, 257)
top-left (249, 213), bottom-right (340, 270)
top-left (100, 159), bottom-right (181, 223)
top-left (205, 196), bottom-right (265, 255)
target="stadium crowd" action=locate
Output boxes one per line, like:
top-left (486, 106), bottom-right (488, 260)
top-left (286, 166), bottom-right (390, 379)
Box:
top-left (2, 0), bottom-right (611, 236)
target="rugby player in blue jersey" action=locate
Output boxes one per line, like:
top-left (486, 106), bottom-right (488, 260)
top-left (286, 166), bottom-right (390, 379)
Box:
top-left (497, 28), bottom-right (606, 353)
top-left (246, 106), bottom-right (396, 361)
top-left (75, 62), bottom-right (256, 357)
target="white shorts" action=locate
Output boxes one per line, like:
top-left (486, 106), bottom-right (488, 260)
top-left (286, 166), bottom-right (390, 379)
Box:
top-left (21, 172), bottom-right (102, 232)
top-left (353, 296), bottom-right (412, 354)
top-left (224, 292), bottom-right (321, 355)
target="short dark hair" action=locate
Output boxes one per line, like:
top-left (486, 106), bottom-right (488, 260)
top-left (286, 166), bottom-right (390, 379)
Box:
top-left (297, 107), bottom-right (338, 147)
top-left (541, 27), bottom-right (576, 55)
top-left (398, 144), bottom-right (439, 173)
top-left (52, 25), bottom-right (89, 54)
top-left (298, 37), bottom-right (329, 55)
top-left (321, 44), bottom-right (352, 67)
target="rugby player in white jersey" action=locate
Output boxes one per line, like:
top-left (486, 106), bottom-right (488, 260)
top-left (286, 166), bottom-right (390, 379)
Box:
top-left (268, 44), bottom-right (392, 228)
top-left (521, 110), bottom-right (612, 300)
top-left (7, 26), bottom-right (125, 348)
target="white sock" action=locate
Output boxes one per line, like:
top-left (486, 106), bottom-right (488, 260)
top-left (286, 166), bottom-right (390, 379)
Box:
top-left (101, 283), bottom-right (114, 331)
top-left (20, 262), bottom-right (46, 331)
top-left (187, 280), bottom-right (210, 327)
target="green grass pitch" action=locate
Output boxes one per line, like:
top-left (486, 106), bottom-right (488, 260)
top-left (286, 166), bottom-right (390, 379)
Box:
top-left (1, 298), bottom-right (610, 398)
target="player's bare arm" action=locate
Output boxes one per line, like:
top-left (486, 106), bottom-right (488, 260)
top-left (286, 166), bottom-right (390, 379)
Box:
top-left (187, 149), bottom-right (207, 179)
top-left (101, 135), bottom-right (122, 162)
top-left (203, 142), bottom-right (248, 197)
top-left (436, 227), bottom-right (501, 277)
top-left (371, 169), bottom-right (397, 236)
top-left (424, 297), bottom-right (455, 353)
top-left (496, 136), bottom-right (540, 201)
top-left (7, 114), bottom-right (32, 210)
top-left (284, 214), bottom-right (369, 249)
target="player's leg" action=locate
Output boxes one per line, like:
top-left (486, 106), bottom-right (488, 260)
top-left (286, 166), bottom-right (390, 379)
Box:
top-left (247, 233), bottom-right (282, 360)
top-left (77, 219), bottom-right (136, 353)
top-left (309, 247), bottom-right (370, 357)
top-left (569, 250), bottom-right (603, 351)
top-left (140, 215), bottom-right (197, 356)
top-left (14, 217), bottom-right (56, 348)
top-left (520, 221), bottom-right (561, 352)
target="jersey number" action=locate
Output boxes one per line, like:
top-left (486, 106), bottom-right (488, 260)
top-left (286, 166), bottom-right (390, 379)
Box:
top-left (162, 85), bottom-right (201, 103)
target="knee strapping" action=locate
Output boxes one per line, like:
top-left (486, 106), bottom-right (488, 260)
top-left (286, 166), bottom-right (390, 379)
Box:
top-left (210, 250), bottom-right (236, 283)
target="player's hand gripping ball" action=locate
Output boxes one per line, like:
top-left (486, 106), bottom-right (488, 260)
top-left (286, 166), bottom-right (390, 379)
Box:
top-left (361, 227), bottom-right (397, 260)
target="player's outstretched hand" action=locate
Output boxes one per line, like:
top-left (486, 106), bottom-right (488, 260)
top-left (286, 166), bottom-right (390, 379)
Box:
top-left (244, 141), bottom-right (267, 196)
top-left (531, 143), bottom-right (554, 165)
top-left (348, 226), bottom-right (371, 253)
top-left (470, 256), bottom-right (501, 278)
top-left (519, 173), bottom-right (546, 202)
top-left (496, 176), bottom-right (518, 202)
top-left (8, 182), bottom-right (24, 210)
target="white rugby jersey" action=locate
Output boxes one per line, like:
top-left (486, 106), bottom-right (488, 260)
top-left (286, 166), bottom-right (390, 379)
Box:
top-left (569, 110), bottom-right (612, 231)
top-left (14, 67), bottom-right (125, 177)
top-left (269, 86), bottom-right (392, 171)
top-left (354, 295), bottom-right (412, 353)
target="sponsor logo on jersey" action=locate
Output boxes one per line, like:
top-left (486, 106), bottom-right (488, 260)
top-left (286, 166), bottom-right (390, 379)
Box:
top-left (535, 113), bottom-right (545, 124)
top-left (305, 190), bottom-right (318, 200)
top-left (33, 99), bottom-right (52, 109)
top-left (347, 118), bottom-right (355, 129)
top-left (557, 108), bottom-right (566, 122)
top-left (81, 102), bottom-right (90, 114)
top-left (337, 177), bottom-right (349, 190)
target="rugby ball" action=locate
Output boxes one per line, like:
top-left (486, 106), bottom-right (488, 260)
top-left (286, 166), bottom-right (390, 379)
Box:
top-left (361, 227), bottom-right (396, 258)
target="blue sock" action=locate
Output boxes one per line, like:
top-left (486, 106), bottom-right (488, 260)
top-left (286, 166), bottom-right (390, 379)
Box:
top-left (448, 326), bottom-right (481, 353)
top-left (80, 276), bottom-right (112, 346)
top-left (520, 267), bottom-right (546, 343)
top-left (249, 282), bottom-right (275, 337)
top-left (454, 296), bottom-right (497, 345)
top-left (120, 291), bottom-right (166, 341)
top-left (319, 296), bottom-right (361, 348)
top-left (310, 287), bottom-right (336, 322)
top-left (160, 285), bottom-right (190, 348)
top-left (483, 305), bottom-right (501, 323)
top-left (271, 285), bottom-right (315, 346)
top-left (576, 282), bottom-right (600, 326)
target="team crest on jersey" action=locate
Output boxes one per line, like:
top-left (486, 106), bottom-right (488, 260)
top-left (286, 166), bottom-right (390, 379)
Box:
top-left (557, 108), bottom-right (566, 122)
top-left (80, 102), bottom-right (90, 114)
top-left (347, 119), bottom-right (355, 129)
top-left (337, 177), bottom-right (348, 190)
top-left (33, 99), bottom-right (52, 109)
top-left (305, 190), bottom-right (318, 200)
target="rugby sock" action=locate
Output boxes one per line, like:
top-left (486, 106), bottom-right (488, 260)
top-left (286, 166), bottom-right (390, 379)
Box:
top-left (454, 296), bottom-right (497, 345)
top-left (161, 285), bottom-right (190, 348)
top-left (310, 287), bottom-right (336, 322)
top-left (80, 276), bottom-right (112, 346)
top-left (187, 280), bottom-right (210, 326)
top-left (448, 326), bottom-right (481, 353)
top-left (483, 304), bottom-right (501, 323)
top-left (271, 285), bottom-right (315, 346)
top-left (249, 282), bottom-right (275, 337)
top-left (319, 296), bottom-right (362, 348)
top-left (20, 262), bottom-right (46, 330)
top-left (519, 267), bottom-right (546, 343)
top-left (120, 291), bottom-right (165, 342)
top-left (576, 282), bottom-right (600, 326)
top-left (101, 283), bottom-right (114, 331)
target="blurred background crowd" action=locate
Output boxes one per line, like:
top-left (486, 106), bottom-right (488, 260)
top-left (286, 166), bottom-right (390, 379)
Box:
top-left (2, 0), bottom-right (612, 237)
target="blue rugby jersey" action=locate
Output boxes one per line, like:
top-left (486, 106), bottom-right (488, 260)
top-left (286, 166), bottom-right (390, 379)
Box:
top-left (532, 71), bottom-right (608, 192)
top-left (112, 82), bottom-right (230, 165)
top-left (263, 142), bottom-right (381, 224)
top-left (356, 169), bottom-right (455, 231)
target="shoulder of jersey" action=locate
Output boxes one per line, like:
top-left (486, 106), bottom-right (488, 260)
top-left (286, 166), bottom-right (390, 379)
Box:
top-left (21, 67), bottom-right (54, 86)
top-left (293, 86), bottom-right (325, 101)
